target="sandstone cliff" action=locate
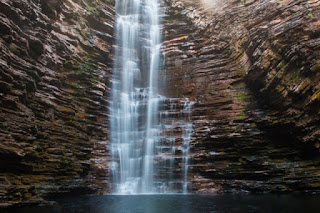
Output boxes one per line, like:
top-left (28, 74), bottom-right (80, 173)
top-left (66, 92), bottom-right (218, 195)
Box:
top-left (0, 0), bottom-right (319, 207)
top-left (0, 0), bottom-right (114, 206)
top-left (163, 0), bottom-right (320, 193)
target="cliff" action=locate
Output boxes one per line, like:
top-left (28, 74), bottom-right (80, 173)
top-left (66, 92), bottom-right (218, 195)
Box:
top-left (0, 0), bottom-right (319, 207)
top-left (0, 0), bottom-right (114, 206)
top-left (163, 0), bottom-right (320, 193)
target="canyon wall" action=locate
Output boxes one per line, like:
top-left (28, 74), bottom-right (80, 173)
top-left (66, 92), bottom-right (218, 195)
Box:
top-left (0, 0), bottom-right (319, 207)
top-left (163, 0), bottom-right (320, 193)
top-left (0, 0), bottom-right (114, 206)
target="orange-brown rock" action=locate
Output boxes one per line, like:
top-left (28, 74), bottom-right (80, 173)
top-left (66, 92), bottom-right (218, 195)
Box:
top-left (0, 0), bottom-right (114, 207)
top-left (1, 0), bottom-right (320, 207)
top-left (163, 0), bottom-right (320, 193)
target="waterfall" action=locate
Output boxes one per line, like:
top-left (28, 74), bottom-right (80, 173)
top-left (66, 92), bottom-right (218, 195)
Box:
top-left (110, 0), bottom-right (193, 194)
top-left (160, 98), bottom-right (194, 194)
top-left (110, 0), bottom-right (161, 194)
top-left (181, 100), bottom-right (194, 194)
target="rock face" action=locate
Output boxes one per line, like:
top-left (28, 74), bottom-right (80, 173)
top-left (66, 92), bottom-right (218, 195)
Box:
top-left (0, 0), bottom-right (114, 206)
top-left (0, 0), bottom-right (320, 207)
top-left (162, 0), bottom-right (320, 193)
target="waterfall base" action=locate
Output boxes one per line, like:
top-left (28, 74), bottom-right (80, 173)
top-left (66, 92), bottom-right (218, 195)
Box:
top-left (6, 194), bottom-right (320, 213)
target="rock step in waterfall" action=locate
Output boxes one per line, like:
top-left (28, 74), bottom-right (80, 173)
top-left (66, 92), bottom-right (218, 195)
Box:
top-left (159, 98), bottom-right (194, 193)
top-left (110, 0), bottom-right (194, 194)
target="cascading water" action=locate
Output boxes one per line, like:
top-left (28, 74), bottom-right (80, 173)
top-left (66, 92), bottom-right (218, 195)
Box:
top-left (160, 98), bottom-right (194, 193)
top-left (110, 0), bottom-right (161, 194)
top-left (181, 100), bottom-right (194, 194)
top-left (110, 0), bottom-right (193, 194)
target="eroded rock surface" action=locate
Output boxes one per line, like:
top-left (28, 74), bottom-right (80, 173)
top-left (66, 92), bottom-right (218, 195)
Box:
top-left (0, 0), bottom-right (114, 206)
top-left (0, 0), bottom-right (319, 207)
top-left (163, 0), bottom-right (320, 193)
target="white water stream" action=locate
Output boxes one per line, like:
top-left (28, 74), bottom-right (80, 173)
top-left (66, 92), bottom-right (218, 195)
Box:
top-left (110, 0), bottom-right (193, 194)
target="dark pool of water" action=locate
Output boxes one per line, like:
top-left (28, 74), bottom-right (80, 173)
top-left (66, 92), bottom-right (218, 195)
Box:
top-left (3, 194), bottom-right (320, 213)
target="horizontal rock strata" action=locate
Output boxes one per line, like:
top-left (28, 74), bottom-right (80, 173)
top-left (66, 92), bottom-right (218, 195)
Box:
top-left (163, 0), bottom-right (320, 193)
top-left (0, 0), bottom-right (114, 206)
top-left (0, 0), bottom-right (319, 207)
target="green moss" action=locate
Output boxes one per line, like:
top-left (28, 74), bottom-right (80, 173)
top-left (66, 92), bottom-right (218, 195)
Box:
top-left (83, 0), bottom-right (99, 15)
top-left (236, 93), bottom-right (247, 102)
top-left (277, 60), bottom-right (286, 69)
top-left (166, 19), bottom-right (179, 24)
top-left (74, 59), bottom-right (96, 75)
top-left (276, 60), bottom-right (287, 78)
top-left (80, 61), bottom-right (95, 72)
top-left (236, 111), bottom-right (246, 120)
top-left (71, 59), bottom-right (101, 97)
top-left (289, 69), bottom-right (300, 83)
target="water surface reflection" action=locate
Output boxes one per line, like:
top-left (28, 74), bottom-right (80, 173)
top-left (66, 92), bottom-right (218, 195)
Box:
top-left (6, 194), bottom-right (320, 213)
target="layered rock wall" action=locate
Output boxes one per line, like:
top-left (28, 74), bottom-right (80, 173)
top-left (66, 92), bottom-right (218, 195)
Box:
top-left (0, 0), bottom-right (320, 206)
top-left (0, 0), bottom-right (114, 206)
top-left (163, 0), bottom-right (320, 193)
